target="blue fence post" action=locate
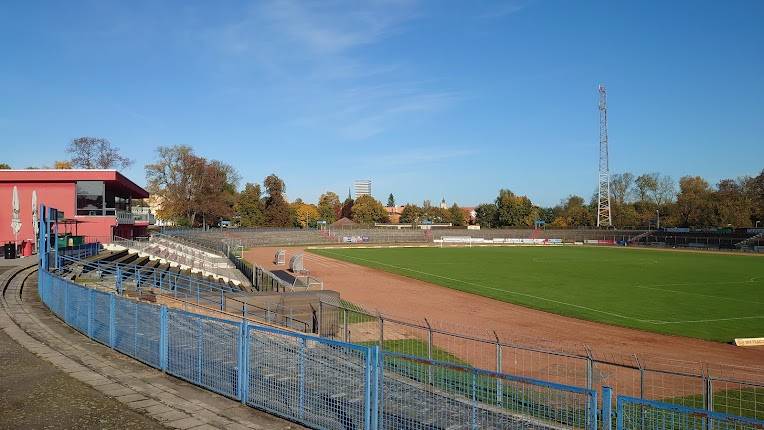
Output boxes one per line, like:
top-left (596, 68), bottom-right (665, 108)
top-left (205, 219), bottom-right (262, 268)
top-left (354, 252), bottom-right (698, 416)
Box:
top-left (590, 389), bottom-right (598, 430)
top-left (87, 288), bottom-right (94, 339)
top-left (616, 396), bottom-right (624, 430)
top-left (364, 346), bottom-right (373, 430)
top-left (376, 347), bottom-right (384, 430)
top-left (53, 221), bottom-right (59, 270)
top-left (603, 387), bottom-right (613, 430)
top-left (64, 277), bottom-right (70, 323)
top-left (160, 305), bottom-right (168, 372)
top-left (369, 346), bottom-right (378, 430)
top-left (220, 289), bottom-right (224, 311)
top-left (116, 266), bottom-right (122, 294)
top-left (238, 319), bottom-right (249, 405)
top-left (133, 301), bottom-right (138, 357)
top-left (109, 293), bottom-right (116, 348)
top-left (299, 337), bottom-right (306, 421)
top-left (471, 369), bottom-right (478, 430)
top-left (196, 317), bottom-right (203, 384)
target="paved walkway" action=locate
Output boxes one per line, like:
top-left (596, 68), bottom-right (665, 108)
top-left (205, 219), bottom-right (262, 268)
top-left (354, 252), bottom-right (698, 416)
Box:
top-left (0, 261), bottom-right (305, 430)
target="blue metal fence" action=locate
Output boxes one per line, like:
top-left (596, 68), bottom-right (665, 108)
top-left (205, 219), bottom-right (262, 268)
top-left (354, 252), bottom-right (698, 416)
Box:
top-left (40, 266), bottom-right (608, 430)
top-left (615, 395), bottom-right (764, 430)
top-left (378, 350), bottom-right (598, 430)
top-left (38, 270), bottom-right (378, 429)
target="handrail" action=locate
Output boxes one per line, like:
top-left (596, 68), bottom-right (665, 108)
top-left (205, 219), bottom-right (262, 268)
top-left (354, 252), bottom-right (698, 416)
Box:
top-left (57, 254), bottom-right (311, 332)
top-left (57, 255), bottom-right (236, 293)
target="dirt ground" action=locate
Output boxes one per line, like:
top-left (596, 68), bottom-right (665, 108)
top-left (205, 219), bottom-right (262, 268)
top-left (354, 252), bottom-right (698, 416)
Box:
top-left (244, 246), bottom-right (764, 384)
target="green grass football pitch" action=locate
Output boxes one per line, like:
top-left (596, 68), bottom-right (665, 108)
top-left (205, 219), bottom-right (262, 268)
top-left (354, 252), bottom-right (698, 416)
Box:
top-left (308, 246), bottom-right (764, 342)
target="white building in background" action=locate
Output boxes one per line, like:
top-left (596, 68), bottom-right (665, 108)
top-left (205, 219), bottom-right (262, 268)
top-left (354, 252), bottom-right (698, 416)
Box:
top-left (353, 180), bottom-right (371, 198)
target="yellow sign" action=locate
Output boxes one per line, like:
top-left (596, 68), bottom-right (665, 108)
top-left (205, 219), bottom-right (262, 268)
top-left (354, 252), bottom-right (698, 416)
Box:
top-left (734, 338), bottom-right (764, 347)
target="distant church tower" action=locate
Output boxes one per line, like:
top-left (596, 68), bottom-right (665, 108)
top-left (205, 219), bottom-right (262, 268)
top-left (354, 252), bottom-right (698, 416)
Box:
top-left (440, 197), bottom-right (447, 210)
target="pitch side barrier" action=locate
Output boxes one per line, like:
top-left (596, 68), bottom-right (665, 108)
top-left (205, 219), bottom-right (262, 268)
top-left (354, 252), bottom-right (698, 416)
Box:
top-left (318, 299), bottom-right (764, 426)
top-left (435, 236), bottom-right (565, 246)
top-left (614, 396), bottom-right (764, 430)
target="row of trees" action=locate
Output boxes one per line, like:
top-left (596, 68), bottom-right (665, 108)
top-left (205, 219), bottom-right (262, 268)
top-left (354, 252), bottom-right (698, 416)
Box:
top-left (234, 181), bottom-right (391, 228)
top-left (4, 137), bottom-right (761, 229)
top-left (399, 202), bottom-right (466, 226)
top-left (472, 170), bottom-right (763, 229)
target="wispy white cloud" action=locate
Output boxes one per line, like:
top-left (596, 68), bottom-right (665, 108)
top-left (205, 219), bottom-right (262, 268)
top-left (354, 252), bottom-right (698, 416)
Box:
top-left (199, 0), bottom-right (459, 140)
top-left (475, 0), bottom-right (530, 19)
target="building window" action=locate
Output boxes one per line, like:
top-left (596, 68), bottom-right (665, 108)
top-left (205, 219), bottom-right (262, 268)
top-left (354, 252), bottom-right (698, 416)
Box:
top-left (76, 181), bottom-right (104, 216)
top-left (105, 186), bottom-right (131, 215)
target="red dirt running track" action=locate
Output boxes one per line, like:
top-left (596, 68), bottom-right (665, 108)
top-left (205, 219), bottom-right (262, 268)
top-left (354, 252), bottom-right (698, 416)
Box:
top-left (244, 246), bottom-right (764, 378)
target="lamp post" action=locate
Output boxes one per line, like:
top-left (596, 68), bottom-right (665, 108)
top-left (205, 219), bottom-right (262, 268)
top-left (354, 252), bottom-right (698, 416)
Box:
top-left (656, 210), bottom-right (660, 230)
top-left (756, 220), bottom-right (761, 228)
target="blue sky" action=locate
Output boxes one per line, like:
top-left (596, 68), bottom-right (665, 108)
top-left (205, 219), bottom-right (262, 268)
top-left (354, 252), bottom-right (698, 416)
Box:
top-left (1, 1), bottom-right (762, 207)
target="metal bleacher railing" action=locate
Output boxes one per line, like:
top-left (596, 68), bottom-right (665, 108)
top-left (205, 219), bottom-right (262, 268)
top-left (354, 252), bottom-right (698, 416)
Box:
top-left (112, 234), bottom-right (232, 272)
top-left (55, 253), bottom-right (311, 332)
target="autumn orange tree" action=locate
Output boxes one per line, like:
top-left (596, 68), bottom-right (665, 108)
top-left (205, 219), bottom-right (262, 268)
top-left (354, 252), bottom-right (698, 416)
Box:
top-left (145, 145), bottom-right (238, 227)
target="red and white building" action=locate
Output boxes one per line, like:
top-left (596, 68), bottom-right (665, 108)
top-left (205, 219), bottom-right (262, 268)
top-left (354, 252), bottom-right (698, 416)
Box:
top-left (0, 169), bottom-right (150, 245)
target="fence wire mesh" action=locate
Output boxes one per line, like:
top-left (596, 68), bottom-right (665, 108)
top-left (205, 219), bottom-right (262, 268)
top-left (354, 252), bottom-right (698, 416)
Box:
top-left (319, 299), bottom-right (764, 424)
top-left (616, 396), bottom-right (764, 430)
top-left (246, 325), bottom-right (372, 430)
top-left (379, 351), bottom-right (597, 430)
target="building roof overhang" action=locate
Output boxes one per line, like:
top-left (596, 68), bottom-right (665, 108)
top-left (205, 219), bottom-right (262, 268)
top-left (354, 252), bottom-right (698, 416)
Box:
top-left (0, 169), bottom-right (149, 198)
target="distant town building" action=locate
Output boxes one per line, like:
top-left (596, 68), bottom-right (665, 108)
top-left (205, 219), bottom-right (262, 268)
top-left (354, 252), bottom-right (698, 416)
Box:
top-left (353, 180), bottom-right (371, 198)
top-left (440, 197), bottom-right (447, 209)
top-left (385, 206), bottom-right (405, 224)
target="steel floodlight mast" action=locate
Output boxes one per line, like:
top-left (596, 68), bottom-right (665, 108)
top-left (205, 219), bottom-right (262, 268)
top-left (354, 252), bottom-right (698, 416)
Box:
top-left (597, 84), bottom-right (612, 227)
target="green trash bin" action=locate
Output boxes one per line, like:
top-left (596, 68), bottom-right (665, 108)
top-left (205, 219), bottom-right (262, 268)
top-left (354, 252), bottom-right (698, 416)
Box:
top-left (57, 235), bottom-right (70, 249)
top-left (70, 236), bottom-right (84, 247)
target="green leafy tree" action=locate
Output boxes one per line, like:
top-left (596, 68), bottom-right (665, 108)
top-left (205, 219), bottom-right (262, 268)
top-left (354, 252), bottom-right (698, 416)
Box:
top-left (399, 204), bottom-right (421, 224)
top-left (551, 195), bottom-right (593, 227)
top-left (421, 205), bottom-right (448, 223)
top-left (475, 203), bottom-right (498, 227)
top-left (263, 174), bottom-right (291, 227)
top-left (236, 183), bottom-right (265, 227)
top-left (0, 163), bottom-right (11, 169)
top-left (448, 204), bottom-right (465, 226)
top-left (317, 191), bottom-right (341, 223)
top-left (387, 193), bottom-right (395, 207)
top-left (350, 195), bottom-right (389, 225)
top-left (494, 189), bottom-right (536, 227)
